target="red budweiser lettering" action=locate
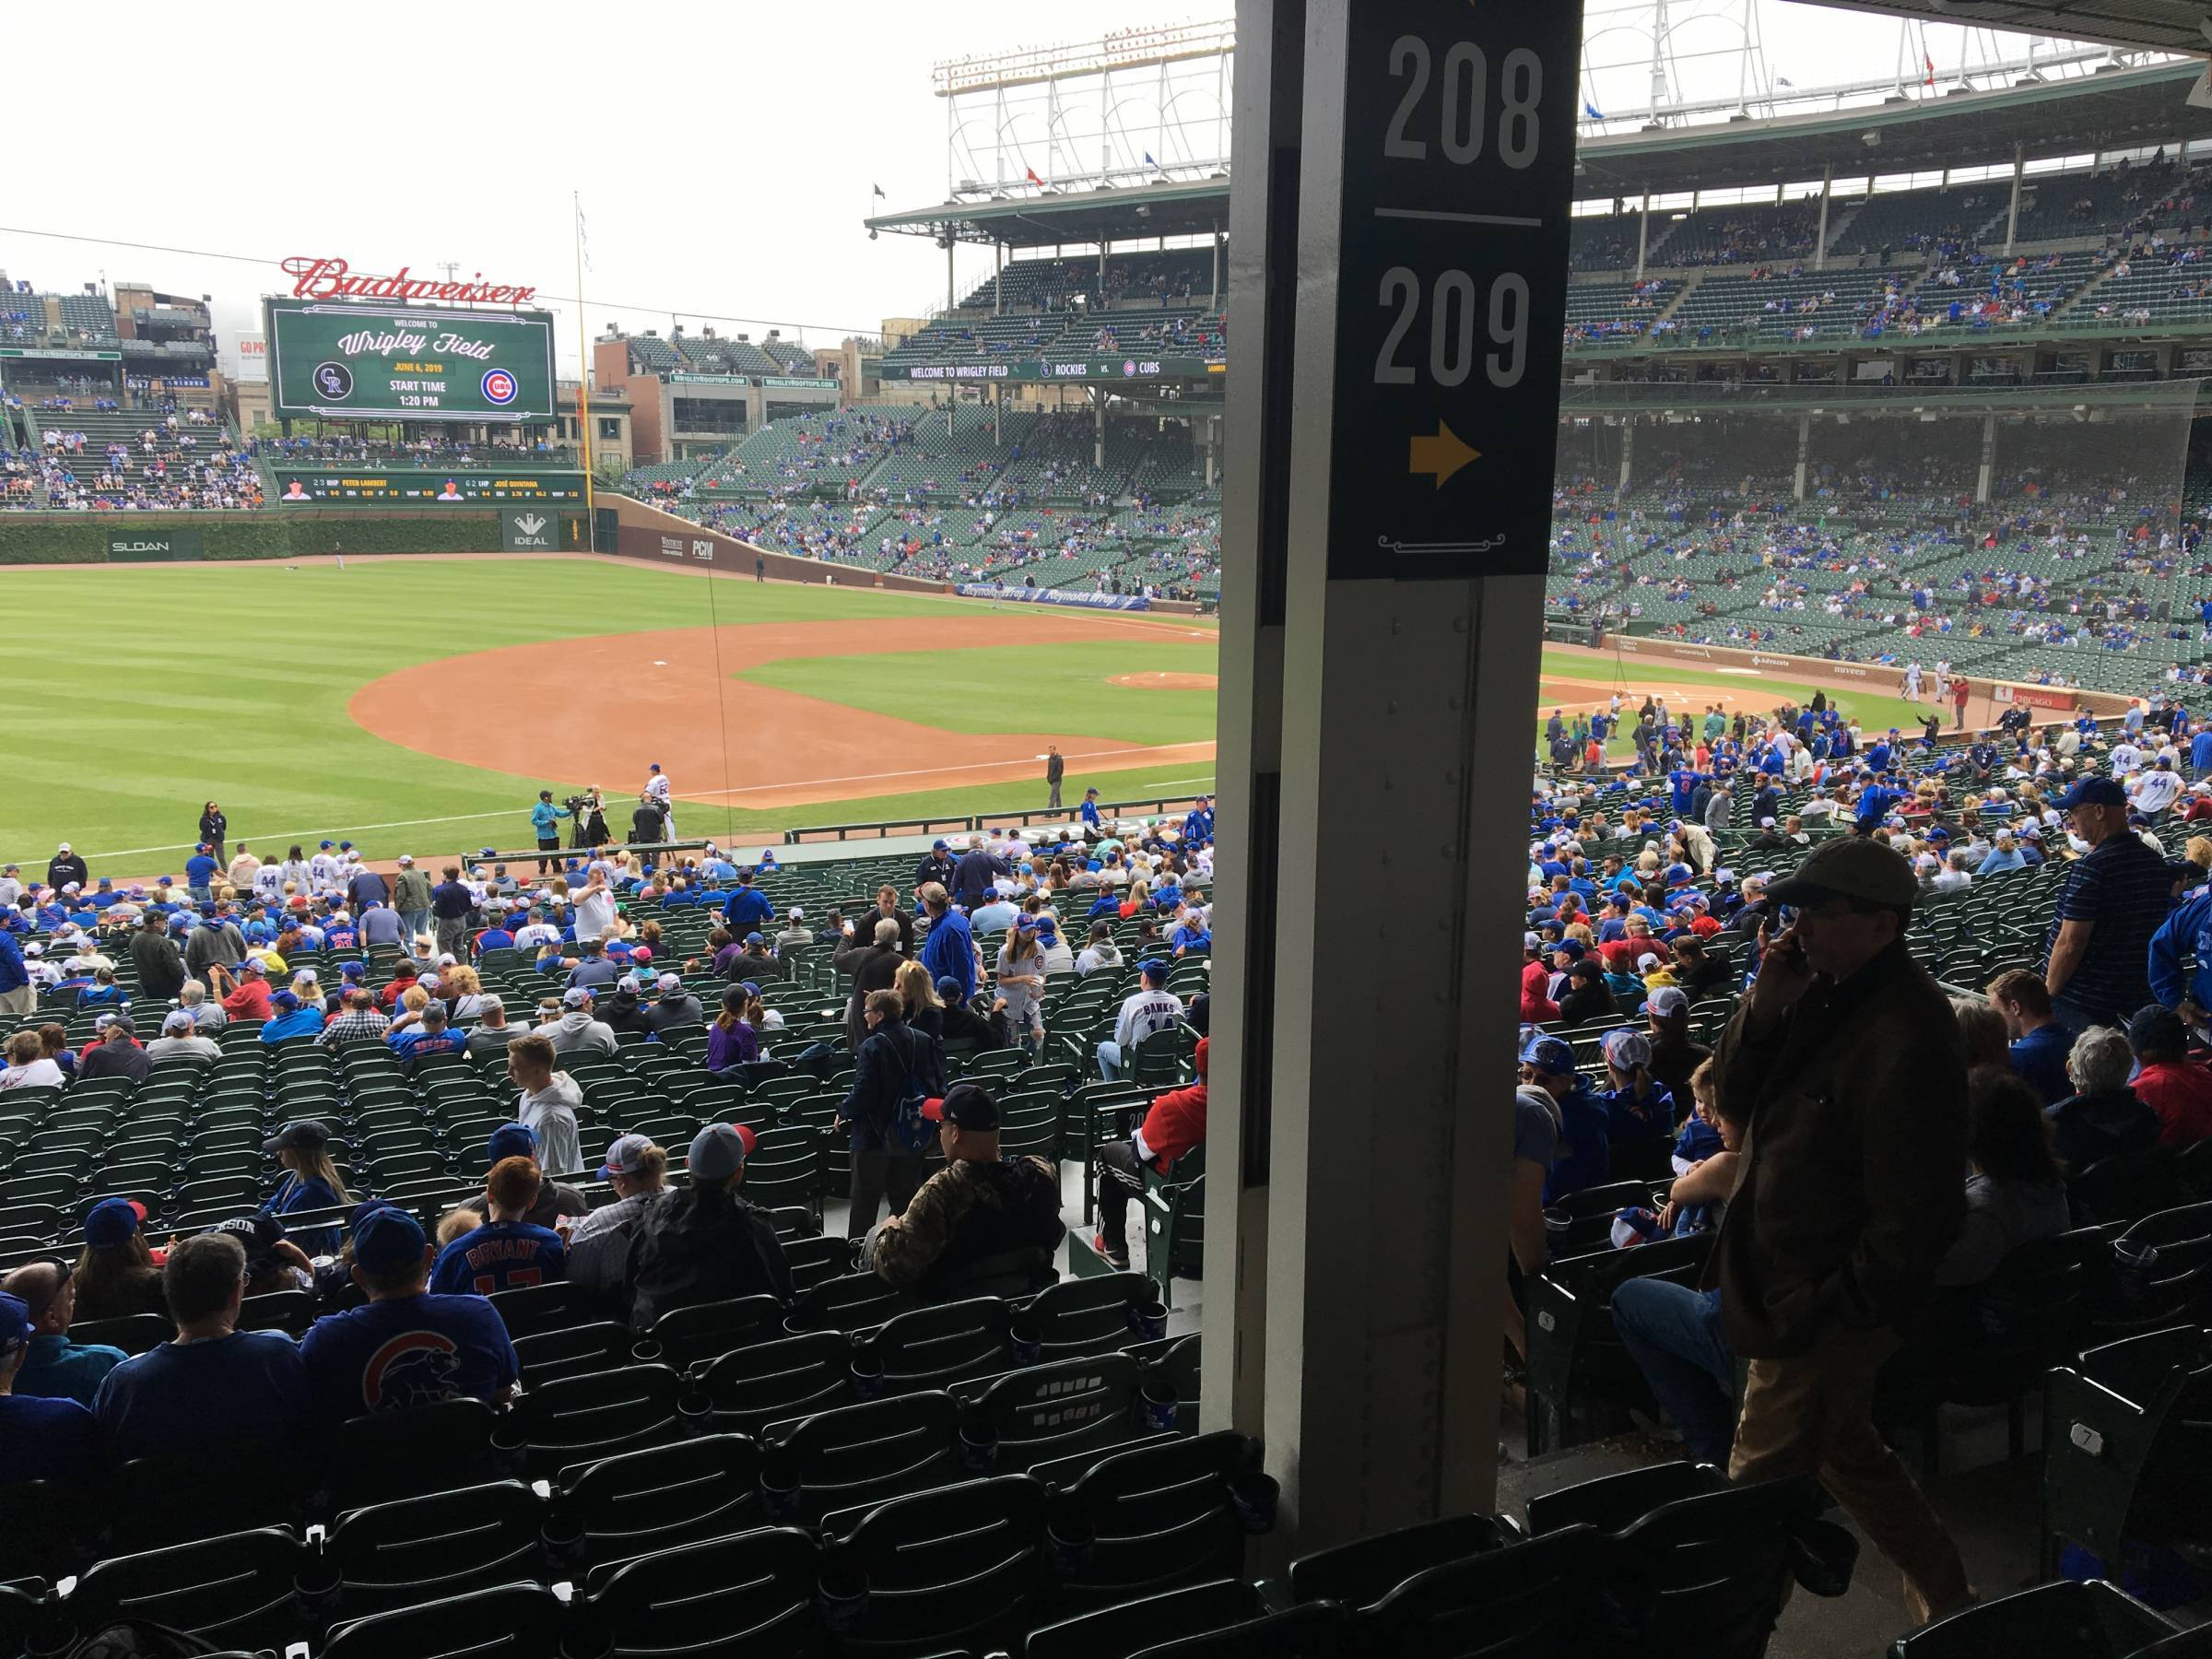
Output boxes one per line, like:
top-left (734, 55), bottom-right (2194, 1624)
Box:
top-left (282, 256), bottom-right (538, 306)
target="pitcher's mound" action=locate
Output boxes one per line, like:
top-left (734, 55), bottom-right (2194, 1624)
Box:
top-left (1110, 672), bottom-right (1218, 690)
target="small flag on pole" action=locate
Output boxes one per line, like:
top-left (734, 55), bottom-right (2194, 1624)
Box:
top-left (871, 182), bottom-right (886, 198)
top-left (1583, 99), bottom-right (1604, 120)
top-left (1144, 151), bottom-right (1156, 166)
top-left (1025, 165), bottom-right (1044, 187)
top-left (1924, 51), bottom-right (1936, 87)
top-left (575, 199), bottom-right (592, 273)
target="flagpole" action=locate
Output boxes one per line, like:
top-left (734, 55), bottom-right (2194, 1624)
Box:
top-left (573, 190), bottom-right (597, 544)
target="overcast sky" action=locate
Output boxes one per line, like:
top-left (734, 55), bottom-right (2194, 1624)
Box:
top-left (0, 2), bottom-right (2099, 378)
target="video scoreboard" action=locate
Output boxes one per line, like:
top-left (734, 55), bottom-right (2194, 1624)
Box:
top-left (265, 298), bottom-right (557, 423)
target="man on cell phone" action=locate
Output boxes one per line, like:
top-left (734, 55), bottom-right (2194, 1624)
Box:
top-left (1706, 836), bottom-right (1972, 1627)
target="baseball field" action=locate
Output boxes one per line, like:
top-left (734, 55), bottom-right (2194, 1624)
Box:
top-left (0, 552), bottom-right (1982, 877)
top-left (0, 554), bottom-right (1221, 874)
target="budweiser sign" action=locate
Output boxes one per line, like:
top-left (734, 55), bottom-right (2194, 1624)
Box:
top-left (280, 256), bottom-right (537, 306)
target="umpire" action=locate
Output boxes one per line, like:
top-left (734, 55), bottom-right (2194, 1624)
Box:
top-left (1710, 837), bottom-right (1972, 1626)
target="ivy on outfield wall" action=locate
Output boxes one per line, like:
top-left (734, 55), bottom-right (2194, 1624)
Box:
top-left (0, 512), bottom-right (504, 563)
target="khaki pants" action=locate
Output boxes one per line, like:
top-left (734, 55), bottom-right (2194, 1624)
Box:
top-left (1730, 1324), bottom-right (1971, 1626)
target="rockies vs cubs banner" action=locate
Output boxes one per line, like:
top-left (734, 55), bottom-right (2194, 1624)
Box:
top-left (956, 583), bottom-right (1150, 611)
top-left (265, 297), bottom-right (557, 423)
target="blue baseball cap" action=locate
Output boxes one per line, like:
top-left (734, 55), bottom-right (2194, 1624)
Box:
top-left (320, 841), bottom-right (334, 850)
top-left (1519, 1034), bottom-right (1577, 1077)
top-left (83, 1196), bottom-right (147, 1249)
top-left (0, 1292), bottom-right (32, 1355)
top-left (1139, 959), bottom-right (1169, 982)
top-left (352, 1206), bottom-right (428, 1274)
top-left (2055, 777), bottom-right (2127, 811)
top-left (487, 1124), bottom-right (536, 1163)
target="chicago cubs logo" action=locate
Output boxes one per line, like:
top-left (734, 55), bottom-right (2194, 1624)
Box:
top-left (481, 367), bottom-right (519, 406)
top-left (359, 1329), bottom-right (463, 1410)
top-left (1122, 359), bottom-right (1137, 377)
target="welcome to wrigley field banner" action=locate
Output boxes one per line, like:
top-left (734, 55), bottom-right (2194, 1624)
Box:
top-left (957, 582), bottom-right (1149, 611)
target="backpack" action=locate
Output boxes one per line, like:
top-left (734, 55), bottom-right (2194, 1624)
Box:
top-left (884, 1026), bottom-right (936, 1154)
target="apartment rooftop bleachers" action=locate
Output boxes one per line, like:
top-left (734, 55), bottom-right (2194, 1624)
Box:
top-left (55, 291), bottom-right (118, 343)
top-left (625, 335), bottom-right (681, 373)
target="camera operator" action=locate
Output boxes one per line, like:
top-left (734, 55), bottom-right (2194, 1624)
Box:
top-left (531, 791), bottom-right (571, 875)
top-left (630, 793), bottom-right (668, 847)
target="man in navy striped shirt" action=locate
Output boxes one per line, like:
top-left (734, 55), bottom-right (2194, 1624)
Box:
top-left (2043, 777), bottom-right (2169, 1033)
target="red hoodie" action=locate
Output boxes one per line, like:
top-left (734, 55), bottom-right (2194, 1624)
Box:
top-left (1519, 959), bottom-right (1559, 1023)
top-left (1137, 1037), bottom-right (1208, 1175)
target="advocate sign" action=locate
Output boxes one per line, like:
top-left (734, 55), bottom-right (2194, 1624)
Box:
top-left (280, 255), bottom-right (539, 307)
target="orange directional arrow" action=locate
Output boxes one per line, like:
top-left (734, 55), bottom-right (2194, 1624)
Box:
top-left (1408, 420), bottom-right (1480, 488)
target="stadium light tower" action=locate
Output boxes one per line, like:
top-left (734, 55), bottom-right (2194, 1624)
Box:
top-left (931, 20), bottom-right (1236, 199)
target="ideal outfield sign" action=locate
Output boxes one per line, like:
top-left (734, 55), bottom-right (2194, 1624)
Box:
top-left (888, 356), bottom-right (1221, 382)
top-left (955, 582), bottom-right (1149, 611)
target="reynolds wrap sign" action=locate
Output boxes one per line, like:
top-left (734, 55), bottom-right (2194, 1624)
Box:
top-left (957, 583), bottom-right (1148, 611)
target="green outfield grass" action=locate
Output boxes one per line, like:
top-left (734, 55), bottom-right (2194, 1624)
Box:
top-left (0, 560), bottom-right (1213, 871)
top-left (1537, 647), bottom-right (1938, 753)
top-left (739, 641), bottom-right (1220, 747)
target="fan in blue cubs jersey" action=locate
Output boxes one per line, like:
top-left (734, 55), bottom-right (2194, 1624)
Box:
top-left (300, 1206), bottom-right (517, 1423)
top-left (429, 1157), bottom-right (566, 1296)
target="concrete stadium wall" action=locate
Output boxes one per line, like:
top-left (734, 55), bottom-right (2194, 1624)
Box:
top-left (0, 510), bottom-right (503, 564)
top-left (1573, 633), bottom-right (2138, 718)
top-left (599, 492), bottom-right (958, 594)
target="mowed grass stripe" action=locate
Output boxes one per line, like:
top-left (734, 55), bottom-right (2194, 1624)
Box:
top-left (0, 560), bottom-right (1218, 865)
top-left (737, 641), bottom-right (1221, 747)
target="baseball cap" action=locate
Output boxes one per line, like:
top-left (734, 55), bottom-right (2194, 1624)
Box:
top-left (1550, 940), bottom-right (1585, 959)
top-left (272, 990), bottom-right (300, 1012)
top-left (2055, 777), bottom-right (2127, 811)
top-left (1523, 931), bottom-right (1542, 951)
top-left (1602, 1029), bottom-right (1653, 1068)
top-left (599, 1133), bottom-right (653, 1179)
top-left (688, 1123), bottom-right (757, 1182)
top-left (2126, 1005), bottom-right (2188, 1054)
top-left (0, 1292), bottom-right (32, 1357)
top-left (397, 854), bottom-right (414, 865)
top-left (1762, 838), bottom-right (1917, 910)
top-left (83, 1197), bottom-right (148, 1249)
top-left (1647, 985), bottom-right (1688, 1018)
top-left (236, 958), bottom-right (264, 977)
top-left (264, 1120), bottom-right (330, 1156)
top-left (161, 1010), bottom-right (194, 1035)
top-left (1139, 959), bottom-right (1169, 983)
top-left (657, 972), bottom-right (683, 995)
top-left (788, 907), bottom-right (804, 921)
top-left (352, 1206), bottom-right (429, 1275)
top-left (341, 961), bottom-right (365, 979)
top-left (487, 1124), bottom-right (537, 1163)
top-left (935, 976), bottom-right (964, 1001)
top-left (613, 973), bottom-right (641, 997)
top-left (924, 1081), bottom-right (999, 1130)
top-left (933, 840), bottom-right (949, 851)
top-left (1519, 1034), bottom-right (1576, 1077)
top-left (745, 932), bottom-right (764, 946)
top-left (562, 986), bottom-right (592, 1008)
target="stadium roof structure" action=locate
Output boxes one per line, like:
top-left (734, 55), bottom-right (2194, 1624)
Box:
top-left (1809, 0), bottom-right (2210, 56)
top-left (1576, 58), bottom-right (2212, 194)
top-left (870, 58), bottom-right (2212, 246)
top-left (866, 177), bottom-right (1230, 249)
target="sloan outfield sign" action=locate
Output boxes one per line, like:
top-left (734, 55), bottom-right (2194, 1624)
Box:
top-left (265, 297), bottom-right (557, 423)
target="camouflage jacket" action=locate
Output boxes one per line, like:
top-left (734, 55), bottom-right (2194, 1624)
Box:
top-left (872, 1155), bottom-right (1063, 1293)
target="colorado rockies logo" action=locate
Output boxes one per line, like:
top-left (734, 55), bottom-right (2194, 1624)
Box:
top-left (312, 361), bottom-right (354, 400)
top-left (481, 367), bottom-right (519, 406)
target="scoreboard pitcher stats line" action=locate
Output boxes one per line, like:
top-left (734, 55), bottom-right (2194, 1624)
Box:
top-left (265, 298), bottom-right (557, 422)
